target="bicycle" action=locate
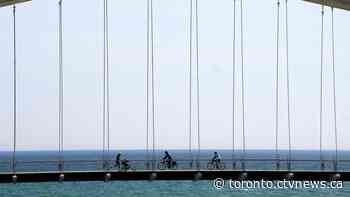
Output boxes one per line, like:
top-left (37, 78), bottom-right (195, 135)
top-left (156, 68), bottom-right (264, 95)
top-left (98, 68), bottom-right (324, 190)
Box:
top-left (158, 159), bottom-right (177, 170)
top-left (207, 160), bottom-right (225, 170)
top-left (115, 159), bottom-right (135, 172)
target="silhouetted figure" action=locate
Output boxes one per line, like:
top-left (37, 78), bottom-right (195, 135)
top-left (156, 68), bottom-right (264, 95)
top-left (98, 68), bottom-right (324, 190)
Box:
top-left (163, 151), bottom-right (173, 168)
top-left (115, 153), bottom-right (121, 169)
top-left (211, 152), bottom-right (222, 169)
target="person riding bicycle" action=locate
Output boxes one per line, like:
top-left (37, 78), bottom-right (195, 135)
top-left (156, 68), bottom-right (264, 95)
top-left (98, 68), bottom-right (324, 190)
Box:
top-left (115, 153), bottom-right (131, 170)
top-left (211, 151), bottom-right (222, 169)
top-left (163, 151), bottom-right (173, 168)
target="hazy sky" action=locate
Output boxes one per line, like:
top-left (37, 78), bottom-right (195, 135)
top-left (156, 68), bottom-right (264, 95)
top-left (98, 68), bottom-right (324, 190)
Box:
top-left (0, 0), bottom-right (349, 151)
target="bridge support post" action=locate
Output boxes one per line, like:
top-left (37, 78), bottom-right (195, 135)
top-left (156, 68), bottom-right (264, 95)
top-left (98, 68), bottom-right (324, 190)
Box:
top-left (241, 162), bottom-right (246, 171)
top-left (321, 162), bottom-right (325, 171)
top-left (145, 161), bottom-right (150, 170)
top-left (333, 160), bottom-right (338, 172)
top-left (276, 161), bottom-right (280, 170)
top-left (232, 162), bottom-right (236, 170)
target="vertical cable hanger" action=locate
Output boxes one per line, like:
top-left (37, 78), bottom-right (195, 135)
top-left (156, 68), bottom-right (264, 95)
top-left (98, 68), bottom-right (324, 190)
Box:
top-left (150, 0), bottom-right (156, 171)
top-left (102, 0), bottom-right (110, 170)
top-left (331, 5), bottom-right (338, 172)
top-left (275, 0), bottom-right (281, 170)
top-left (58, 0), bottom-right (64, 172)
top-left (188, 0), bottom-right (193, 168)
top-left (12, 0), bottom-right (17, 175)
top-left (102, 0), bottom-right (106, 169)
top-left (240, 0), bottom-right (246, 171)
top-left (285, 0), bottom-right (292, 171)
top-left (232, 0), bottom-right (237, 170)
top-left (146, 0), bottom-right (150, 170)
top-left (319, 1), bottom-right (325, 171)
top-left (195, 0), bottom-right (201, 170)
top-left (106, 0), bottom-right (111, 168)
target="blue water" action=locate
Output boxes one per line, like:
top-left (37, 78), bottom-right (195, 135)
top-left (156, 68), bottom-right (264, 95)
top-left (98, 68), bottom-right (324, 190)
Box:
top-left (0, 150), bottom-right (350, 196)
top-left (0, 181), bottom-right (349, 197)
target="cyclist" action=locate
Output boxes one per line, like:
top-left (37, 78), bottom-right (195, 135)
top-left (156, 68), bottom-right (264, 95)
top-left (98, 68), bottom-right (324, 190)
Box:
top-left (115, 153), bottom-right (122, 169)
top-left (163, 151), bottom-right (173, 169)
top-left (115, 153), bottom-right (131, 171)
top-left (211, 151), bottom-right (222, 169)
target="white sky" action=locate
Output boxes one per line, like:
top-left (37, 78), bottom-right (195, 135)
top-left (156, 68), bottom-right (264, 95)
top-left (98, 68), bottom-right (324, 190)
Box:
top-left (0, 0), bottom-right (350, 151)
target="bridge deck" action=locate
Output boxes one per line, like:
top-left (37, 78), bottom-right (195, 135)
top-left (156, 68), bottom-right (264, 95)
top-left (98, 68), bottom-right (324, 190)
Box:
top-left (304, 0), bottom-right (350, 11)
top-left (0, 170), bottom-right (348, 183)
top-left (0, 0), bottom-right (31, 8)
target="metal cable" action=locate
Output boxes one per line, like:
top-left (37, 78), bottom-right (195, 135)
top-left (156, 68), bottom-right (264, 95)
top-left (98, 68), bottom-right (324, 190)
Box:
top-left (146, 0), bottom-right (150, 168)
top-left (58, 0), bottom-right (64, 172)
top-left (189, 0), bottom-right (193, 166)
top-left (285, 0), bottom-right (292, 171)
top-left (240, 0), bottom-right (246, 171)
top-left (150, 0), bottom-right (156, 170)
top-left (106, 0), bottom-right (110, 161)
top-left (232, 0), bottom-right (237, 169)
top-left (102, 0), bottom-right (107, 168)
top-left (195, 0), bottom-right (201, 169)
top-left (12, 3), bottom-right (17, 174)
top-left (319, 3), bottom-right (325, 170)
top-left (331, 7), bottom-right (338, 172)
top-left (275, 0), bottom-right (281, 169)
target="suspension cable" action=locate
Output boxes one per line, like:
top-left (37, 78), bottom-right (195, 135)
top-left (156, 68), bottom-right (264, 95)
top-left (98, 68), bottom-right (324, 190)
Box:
top-left (58, 0), bottom-right (64, 172)
top-left (285, 0), bottom-right (292, 171)
top-left (331, 6), bottom-right (338, 172)
top-left (195, 0), bottom-right (201, 169)
top-left (240, 0), bottom-right (246, 171)
top-left (275, 0), bottom-right (281, 169)
top-left (106, 0), bottom-right (110, 162)
top-left (150, 0), bottom-right (156, 170)
top-left (319, 2), bottom-right (325, 170)
top-left (102, 0), bottom-right (110, 169)
top-left (102, 0), bottom-right (105, 168)
top-left (189, 0), bottom-right (193, 166)
top-left (232, 0), bottom-right (237, 169)
top-left (12, 2), bottom-right (17, 175)
top-left (146, 0), bottom-right (150, 168)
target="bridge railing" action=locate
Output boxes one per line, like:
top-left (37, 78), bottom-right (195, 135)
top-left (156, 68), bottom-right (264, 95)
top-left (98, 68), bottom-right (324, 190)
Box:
top-left (1, 158), bottom-right (350, 173)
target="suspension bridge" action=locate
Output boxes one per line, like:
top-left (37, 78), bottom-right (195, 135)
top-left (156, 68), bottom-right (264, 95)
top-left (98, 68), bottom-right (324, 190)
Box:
top-left (0, 0), bottom-right (349, 183)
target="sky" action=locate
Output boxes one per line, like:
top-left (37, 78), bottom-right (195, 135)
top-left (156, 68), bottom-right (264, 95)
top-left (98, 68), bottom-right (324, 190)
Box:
top-left (0, 0), bottom-right (349, 151)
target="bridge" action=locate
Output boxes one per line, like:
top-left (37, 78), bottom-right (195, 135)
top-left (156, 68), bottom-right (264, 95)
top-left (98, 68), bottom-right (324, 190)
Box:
top-left (0, 0), bottom-right (349, 183)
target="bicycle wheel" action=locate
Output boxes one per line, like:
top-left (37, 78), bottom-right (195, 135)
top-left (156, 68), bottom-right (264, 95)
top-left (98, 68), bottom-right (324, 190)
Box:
top-left (171, 162), bottom-right (177, 170)
top-left (158, 162), bottom-right (166, 170)
top-left (128, 166), bottom-right (136, 172)
top-left (218, 162), bottom-right (226, 170)
top-left (207, 162), bottom-right (215, 170)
